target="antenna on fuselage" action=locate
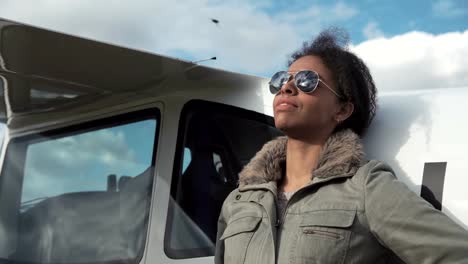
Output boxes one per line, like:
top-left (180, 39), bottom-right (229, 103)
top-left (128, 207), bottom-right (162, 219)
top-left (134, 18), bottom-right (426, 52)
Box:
top-left (185, 57), bottom-right (217, 71)
top-left (192, 57), bottom-right (217, 64)
top-left (183, 18), bottom-right (219, 71)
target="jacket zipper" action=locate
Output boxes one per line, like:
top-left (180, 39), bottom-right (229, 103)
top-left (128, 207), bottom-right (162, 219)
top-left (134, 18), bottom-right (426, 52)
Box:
top-left (276, 187), bottom-right (308, 228)
top-left (275, 175), bottom-right (350, 227)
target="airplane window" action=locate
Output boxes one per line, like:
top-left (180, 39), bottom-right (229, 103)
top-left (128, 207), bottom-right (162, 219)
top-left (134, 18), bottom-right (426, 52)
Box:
top-left (165, 100), bottom-right (283, 259)
top-left (0, 109), bottom-right (159, 264)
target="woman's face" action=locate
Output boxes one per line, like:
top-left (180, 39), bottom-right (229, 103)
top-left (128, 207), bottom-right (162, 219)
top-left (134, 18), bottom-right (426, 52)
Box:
top-left (273, 55), bottom-right (344, 139)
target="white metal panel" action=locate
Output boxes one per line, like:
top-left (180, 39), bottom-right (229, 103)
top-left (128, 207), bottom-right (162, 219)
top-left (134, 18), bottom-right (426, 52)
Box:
top-left (364, 87), bottom-right (468, 229)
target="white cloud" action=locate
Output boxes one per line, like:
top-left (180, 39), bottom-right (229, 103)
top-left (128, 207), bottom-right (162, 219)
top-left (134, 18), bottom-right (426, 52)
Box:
top-left (352, 30), bottom-right (468, 92)
top-left (1, 0), bottom-right (466, 93)
top-left (0, 0), bottom-right (357, 75)
top-left (363, 21), bottom-right (384, 40)
top-left (276, 2), bottom-right (357, 33)
top-left (432, 0), bottom-right (467, 18)
top-left (332, 2), bottom-right (358, 19)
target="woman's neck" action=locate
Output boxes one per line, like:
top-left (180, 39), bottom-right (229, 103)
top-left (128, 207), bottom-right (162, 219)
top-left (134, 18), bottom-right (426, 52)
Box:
top-left (280, 136), bottom-right (327, 193)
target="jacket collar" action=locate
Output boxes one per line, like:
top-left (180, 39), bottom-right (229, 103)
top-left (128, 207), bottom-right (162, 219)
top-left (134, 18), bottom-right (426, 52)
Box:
top-left (238, 129), bottom-right (364, 188)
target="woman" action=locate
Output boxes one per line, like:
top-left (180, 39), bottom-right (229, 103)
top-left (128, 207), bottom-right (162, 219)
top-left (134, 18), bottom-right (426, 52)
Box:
top-left (215, 29), bottom-right (468, 264)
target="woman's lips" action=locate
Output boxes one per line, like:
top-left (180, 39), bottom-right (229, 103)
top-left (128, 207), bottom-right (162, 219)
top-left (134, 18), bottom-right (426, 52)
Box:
top-left (275, 98), bottom-right (298, 111)
top-left (276, 103), bottom-right (297, 111)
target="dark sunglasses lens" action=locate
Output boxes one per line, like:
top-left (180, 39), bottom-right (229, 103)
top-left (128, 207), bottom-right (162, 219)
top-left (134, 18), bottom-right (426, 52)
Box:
top-left (295, 71), bottom-right (319, 93)
top-left (269, 71), bottom-right (289, 94)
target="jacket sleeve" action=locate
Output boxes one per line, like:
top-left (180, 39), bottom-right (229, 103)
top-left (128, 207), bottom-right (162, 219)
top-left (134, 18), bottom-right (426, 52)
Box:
top-left (364, 161), bottom-right (468, 263)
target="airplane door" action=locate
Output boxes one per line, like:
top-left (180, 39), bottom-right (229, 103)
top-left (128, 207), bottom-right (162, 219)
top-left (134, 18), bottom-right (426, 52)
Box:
top-left (146, 99), bottom-right (282, 263)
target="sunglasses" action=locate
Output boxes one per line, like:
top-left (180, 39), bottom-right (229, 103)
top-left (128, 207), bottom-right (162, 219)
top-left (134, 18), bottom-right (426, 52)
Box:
top-left (268, 70), bottom-right (342, 98)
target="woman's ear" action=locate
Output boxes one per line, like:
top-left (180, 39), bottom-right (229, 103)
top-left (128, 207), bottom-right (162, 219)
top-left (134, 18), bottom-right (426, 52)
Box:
top-left (335, 102), bottom-right (354, 123)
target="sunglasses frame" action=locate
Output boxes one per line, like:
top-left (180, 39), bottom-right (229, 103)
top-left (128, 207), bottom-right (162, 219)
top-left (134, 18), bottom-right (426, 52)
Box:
top-left (269, 70), bottom-right (342, 99)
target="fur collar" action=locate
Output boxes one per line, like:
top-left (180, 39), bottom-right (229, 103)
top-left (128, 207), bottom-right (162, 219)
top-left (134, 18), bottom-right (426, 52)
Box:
top-left (238, 129), bottom-right (364, 187)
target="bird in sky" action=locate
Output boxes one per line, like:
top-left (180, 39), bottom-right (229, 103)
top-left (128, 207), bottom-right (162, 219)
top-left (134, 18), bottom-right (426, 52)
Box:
top-left (211, 18), bottom-right (220, 26)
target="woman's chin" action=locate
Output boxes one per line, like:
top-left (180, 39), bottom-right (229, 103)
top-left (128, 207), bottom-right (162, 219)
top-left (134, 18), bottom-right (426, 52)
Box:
top-left (274, 119), bottom-right (290, 131)
top-left (275, 122), bottom-right (298, 135)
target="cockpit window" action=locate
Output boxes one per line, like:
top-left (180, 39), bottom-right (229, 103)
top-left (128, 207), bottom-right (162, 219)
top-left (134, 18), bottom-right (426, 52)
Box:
top-left (0, 109), bottom-right (159, 264)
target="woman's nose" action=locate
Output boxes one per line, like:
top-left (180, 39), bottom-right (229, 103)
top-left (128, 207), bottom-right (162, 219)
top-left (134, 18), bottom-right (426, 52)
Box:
top-left (279, 78), bottom-right (298, 95)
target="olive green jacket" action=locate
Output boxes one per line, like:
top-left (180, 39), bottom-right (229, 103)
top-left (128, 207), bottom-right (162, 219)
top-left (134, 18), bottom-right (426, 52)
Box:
top-left (215, 130), bottom-right (468, 264)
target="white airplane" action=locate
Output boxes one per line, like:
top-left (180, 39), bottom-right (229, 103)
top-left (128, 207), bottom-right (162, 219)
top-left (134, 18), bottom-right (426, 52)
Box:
top-left (0, 18), bottom-right (466, 264)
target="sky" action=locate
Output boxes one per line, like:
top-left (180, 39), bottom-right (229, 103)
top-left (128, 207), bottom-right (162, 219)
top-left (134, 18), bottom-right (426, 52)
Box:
top-left (0, 0), bottom-right (467, 92)
top-left (0, 0), bottom-right (467, 224)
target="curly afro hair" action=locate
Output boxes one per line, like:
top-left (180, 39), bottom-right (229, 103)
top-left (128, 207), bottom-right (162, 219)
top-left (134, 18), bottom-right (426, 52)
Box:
top-left (288, 28), bottom-right (377, 137)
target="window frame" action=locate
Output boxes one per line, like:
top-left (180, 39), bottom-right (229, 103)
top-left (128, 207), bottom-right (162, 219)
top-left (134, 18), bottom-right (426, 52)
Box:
top-left (0, 107), bottom-right (161, 264)
top-left (164, 99), bottom-right (276, 259)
